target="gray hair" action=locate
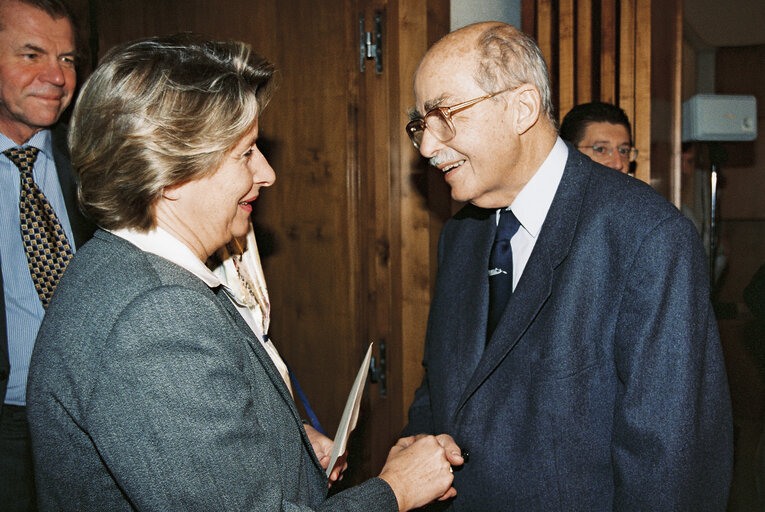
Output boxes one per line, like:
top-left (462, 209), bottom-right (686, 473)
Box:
top-left (474, 24), bottom-right (555, 125)
top-left (69, 33), bottom-right (276, 230)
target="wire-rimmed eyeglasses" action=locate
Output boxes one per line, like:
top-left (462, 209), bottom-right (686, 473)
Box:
top-left (577, 143), bottom-right (639, 163)
top-left (406, 88), bottom-right (515, 149)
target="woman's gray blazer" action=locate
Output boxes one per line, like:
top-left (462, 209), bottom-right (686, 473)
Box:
top-left (27, 229), bottom-right (396, 511)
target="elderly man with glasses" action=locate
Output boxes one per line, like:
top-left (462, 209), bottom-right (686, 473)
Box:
top-left (402, 21), bottom-right (733, 511)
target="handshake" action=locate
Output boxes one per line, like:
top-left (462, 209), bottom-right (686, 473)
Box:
top-left (379, 434), bottom-right (465, 511)
top-left (309, 425), bottom-right (464, 512)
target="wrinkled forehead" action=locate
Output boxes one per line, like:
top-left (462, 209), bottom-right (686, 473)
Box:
top-left (413, 42), bottom-right (482, 112)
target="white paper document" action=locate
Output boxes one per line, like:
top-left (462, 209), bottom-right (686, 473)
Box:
top-left (326, 342), bottom-right (373, 477)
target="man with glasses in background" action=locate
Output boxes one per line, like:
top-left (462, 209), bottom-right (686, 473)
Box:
top-left (559, 101), bottom-right (638, 174)
top-left (402, 21), bottom-right (732, 511)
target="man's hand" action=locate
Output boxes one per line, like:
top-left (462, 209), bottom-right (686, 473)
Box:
top-left (379, 434), bottom-right (464, 511)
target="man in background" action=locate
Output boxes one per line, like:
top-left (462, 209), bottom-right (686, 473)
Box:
top-left (559, 101), bottom-right (637, 174)
top-left (403, 21), bottom-right (732, 510)
top-left (0, 1), bottom-right (94, 509)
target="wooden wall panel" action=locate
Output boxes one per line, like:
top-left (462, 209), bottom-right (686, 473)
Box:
top-left (339, 0), bottom-right (451, 482)
top-left (618, 0), bottom-right (635, 129)
top-left (648, 0), bottom-right (679, 197)
top-left (524, 0), bottom-right (682, 194)
top-left (521, 0), bottom-right (536, 35)
top-left (536, 1), bottom-right (554, 76)
top-left (357, 0), bottom-right (394, 481)
top-left (400, 0), bottom-right (451, 423)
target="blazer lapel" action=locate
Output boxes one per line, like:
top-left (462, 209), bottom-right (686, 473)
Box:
top-left (454, 148), bottom-right (592, 414)
top-left (213, 291), bottom-right (298, 413)
top-left (212, 289), bottom-right (325, 472)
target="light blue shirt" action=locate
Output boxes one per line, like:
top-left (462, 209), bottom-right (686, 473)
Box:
top-left (1, 130), bottom-right (76, 406)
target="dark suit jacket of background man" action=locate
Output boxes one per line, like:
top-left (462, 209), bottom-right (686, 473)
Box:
top-left (0, 124), bottom-right (95, 408)
top-left (404, 146), bottom-right (733, 511)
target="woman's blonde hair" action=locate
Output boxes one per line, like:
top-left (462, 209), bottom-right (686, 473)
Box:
top-left (69, 33), bottom-right (276, 230)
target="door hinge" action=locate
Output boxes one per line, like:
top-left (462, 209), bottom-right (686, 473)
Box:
top-left (359, 12), bottom-right (383, 74)
top-left (369, 339), bottom-right (387, 397)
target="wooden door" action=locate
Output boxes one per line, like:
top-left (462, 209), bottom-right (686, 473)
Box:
top-left (86, 0), bottom-right (450, 487)
top-left (352, 0), bottom-right (450, 482)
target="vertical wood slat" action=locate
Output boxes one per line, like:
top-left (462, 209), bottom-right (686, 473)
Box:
top-left (576, 0), bottom-right (594, 104)
top-left (619, 0), bottom-right (636, 134)
top-left (634, 0), bottom-right (652, 183)
top-left (356, 0), bottom-right (392, 481)
top-left (536, 1), bottom-right (554, 75)
top-left (558, 0), bottom-right (575, 123)
top-left (600, 0), bottom-right (617, 103)
top-left (521, 0), bottom-right (536, 35)
top-left (670, 0), bottom-right (684, 207)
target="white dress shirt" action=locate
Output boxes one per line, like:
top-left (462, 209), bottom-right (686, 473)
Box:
top-left (499, 136), bottom-right (568, 290)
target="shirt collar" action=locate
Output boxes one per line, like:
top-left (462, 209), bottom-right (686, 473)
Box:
top-left (0, 129), bottom-right (53, 158)
top-left (508, 136), bottom-right (568, 239)
top-left (109, 226), bottom-right (222, 289)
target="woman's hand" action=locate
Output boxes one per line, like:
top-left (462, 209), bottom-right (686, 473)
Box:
top-left (303, 424), bottom-right (347, 486)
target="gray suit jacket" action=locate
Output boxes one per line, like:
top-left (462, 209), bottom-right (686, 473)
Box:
top-left (404, 146), bottom-right (733, 510)
top-left (27, 230), bottom-right (396, 511)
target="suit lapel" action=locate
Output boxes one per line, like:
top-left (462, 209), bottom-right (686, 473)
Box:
top-left (212, 289), bottom-right (324, 472)
top-left (213, 291), bottom-right (299, 414)
top-left (452, 208), bottom-right (497, 385)
top-left (429, 206), bottom-right (496, 416)
top-left (454, 147), bottom-right (592, 414)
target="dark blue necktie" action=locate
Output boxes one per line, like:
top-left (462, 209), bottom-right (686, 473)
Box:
top-left (487, 208), bottom-right (520, 340)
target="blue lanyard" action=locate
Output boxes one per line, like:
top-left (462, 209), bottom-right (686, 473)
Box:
top-left (284, 359), bottom-right (326, 435)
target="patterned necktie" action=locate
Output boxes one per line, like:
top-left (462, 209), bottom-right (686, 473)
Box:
top-left (487, 208), bottom-right (520, 340)
top-left (4, 146), bottom-right (74, 309)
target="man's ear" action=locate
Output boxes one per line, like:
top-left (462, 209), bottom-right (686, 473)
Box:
top-left (513, 84), bottom-right (542, 135)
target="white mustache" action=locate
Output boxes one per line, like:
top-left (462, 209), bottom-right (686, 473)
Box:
top-left (429, 149), bottom-right (462, 168)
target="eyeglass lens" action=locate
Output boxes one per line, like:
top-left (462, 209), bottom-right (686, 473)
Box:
top-left (587, 144), bottom-right (638, 162)
top-left (407, 111), bottom-right (455, 148)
